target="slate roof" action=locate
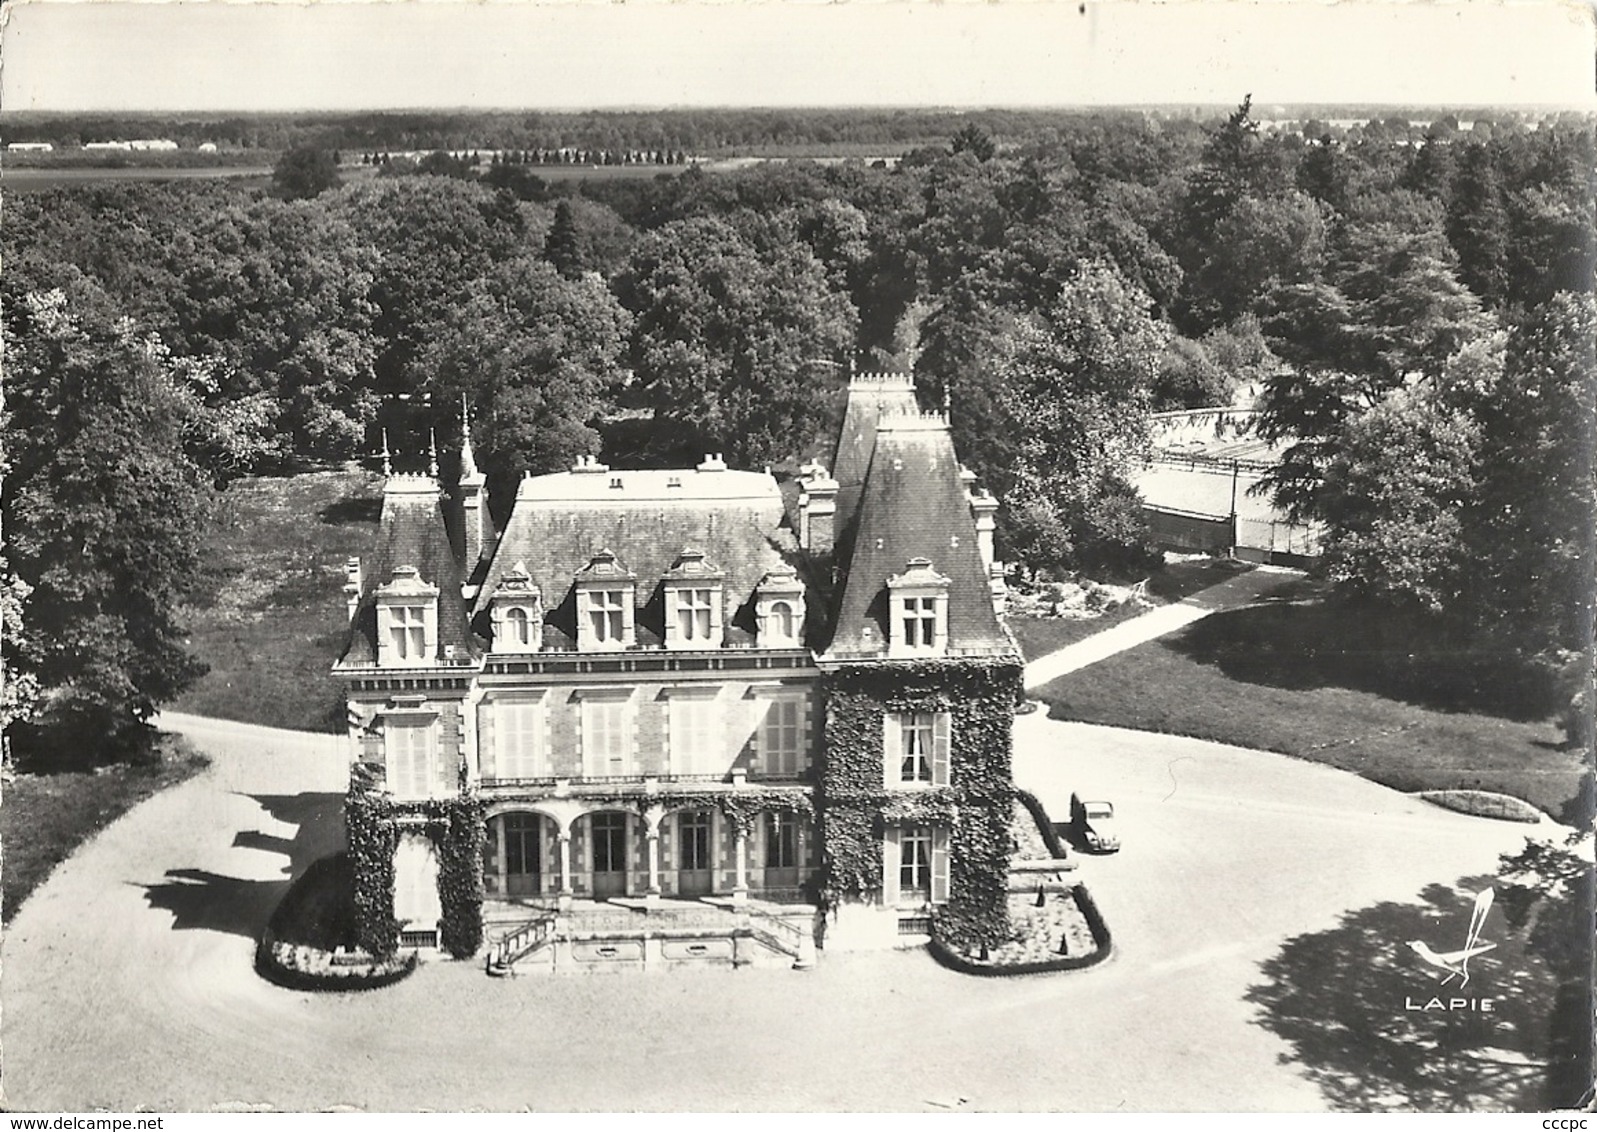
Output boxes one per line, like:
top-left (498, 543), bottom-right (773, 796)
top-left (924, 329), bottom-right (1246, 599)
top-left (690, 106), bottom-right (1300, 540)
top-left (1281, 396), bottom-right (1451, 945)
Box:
top-left (831, 373), bottom-right (920, 549)
top-left (822, 413), bottom-right (1013, 660)
top-left (472, 467), bottom-right (801, 649)
top-left (337, 475), bottom-right (480, 668)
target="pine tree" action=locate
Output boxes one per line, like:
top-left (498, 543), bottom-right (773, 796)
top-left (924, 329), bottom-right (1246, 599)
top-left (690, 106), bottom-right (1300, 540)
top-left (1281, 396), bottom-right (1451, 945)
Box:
top-left (544, 200), bottom-right (585, 280)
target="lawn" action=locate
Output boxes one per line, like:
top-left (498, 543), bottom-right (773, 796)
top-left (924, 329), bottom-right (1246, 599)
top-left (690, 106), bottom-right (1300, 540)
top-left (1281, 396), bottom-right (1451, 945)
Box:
top-left (1033, 599), bottom-right (1591, 823)
top-left (171, 468), bottom-right (384, 733)
top-left (2, 733), bottom-right (210, 920)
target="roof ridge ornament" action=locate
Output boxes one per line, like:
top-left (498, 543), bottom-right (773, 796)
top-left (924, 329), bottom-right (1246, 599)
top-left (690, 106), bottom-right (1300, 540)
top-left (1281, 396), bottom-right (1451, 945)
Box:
top-left (847, 370), bottom-right (916, 392)
top-left (459, 395), bottom-right (481, 481)
top-left (380, 428), bottom-right (393, 476)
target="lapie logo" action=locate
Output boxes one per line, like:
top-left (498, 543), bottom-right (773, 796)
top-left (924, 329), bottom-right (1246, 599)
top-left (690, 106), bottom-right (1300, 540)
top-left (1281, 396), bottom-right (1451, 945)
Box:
top-left (1403, 888), bottom-right (1499, 1013)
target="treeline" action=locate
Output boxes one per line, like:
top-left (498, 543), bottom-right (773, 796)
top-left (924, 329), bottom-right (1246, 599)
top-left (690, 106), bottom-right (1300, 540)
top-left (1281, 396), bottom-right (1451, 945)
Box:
top-left (8, 105), bottom-right (1584, 156)
top-left (3, 101), bottom-right (1592, 763)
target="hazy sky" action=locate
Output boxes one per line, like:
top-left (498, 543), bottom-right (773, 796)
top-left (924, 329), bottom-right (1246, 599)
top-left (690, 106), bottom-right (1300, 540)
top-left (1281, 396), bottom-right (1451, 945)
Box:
top-left (2, 0), bottom-right (1593, 113)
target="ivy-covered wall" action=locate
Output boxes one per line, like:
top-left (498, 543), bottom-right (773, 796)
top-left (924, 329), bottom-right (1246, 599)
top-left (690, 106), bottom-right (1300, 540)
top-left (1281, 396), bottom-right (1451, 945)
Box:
top-left (345, 768), bottom-right (486, 960)
top-left (819, 658), bottom-right (1022, 950)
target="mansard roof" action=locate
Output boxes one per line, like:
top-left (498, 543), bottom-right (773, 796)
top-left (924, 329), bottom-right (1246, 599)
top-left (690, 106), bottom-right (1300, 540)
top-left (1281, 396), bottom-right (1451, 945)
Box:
top-left (822, 412), bottom-right (1012, 661)
top-left (473, 464), bottom-right (799, 649)
top-left (338, 474), bottom-right (480, 668)
top-left (831, 372), bottom-right (921, 548)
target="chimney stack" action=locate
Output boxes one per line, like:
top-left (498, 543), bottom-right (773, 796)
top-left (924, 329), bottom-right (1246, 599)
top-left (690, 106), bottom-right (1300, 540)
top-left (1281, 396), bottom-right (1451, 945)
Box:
top-left (344, 558), bottom-right (363, 621)
top-left (796, 460), bottom-right (839, 556)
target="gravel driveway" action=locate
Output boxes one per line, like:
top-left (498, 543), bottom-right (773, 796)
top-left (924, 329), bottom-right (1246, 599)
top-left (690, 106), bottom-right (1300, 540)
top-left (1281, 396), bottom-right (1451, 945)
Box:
top-left (2, 711), bottom-right (1549, 1111)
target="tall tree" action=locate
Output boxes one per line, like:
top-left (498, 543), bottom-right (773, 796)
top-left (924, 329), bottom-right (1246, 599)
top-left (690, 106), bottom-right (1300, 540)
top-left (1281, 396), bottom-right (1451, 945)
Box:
top-left (1257, 190), bottom-right (1494, 518)
top-left (3, 284), bottom-right (212, 765)
top-left (415, 254), bottom-right (632, 484)
top-left (271, 146), bottom-right (342, 200)
top-left (992, 262), bottom-right (1168, 575)
top-left (617, 216), bottom-right (857, 466)
top-left (543, 199), bottom-right (586, 280)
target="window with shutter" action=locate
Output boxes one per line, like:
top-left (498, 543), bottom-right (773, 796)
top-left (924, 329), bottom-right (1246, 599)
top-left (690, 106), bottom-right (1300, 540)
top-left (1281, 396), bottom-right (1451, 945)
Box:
top-left (668, 694), bottom-right (720, 776)
top-left (758, 697), bottom-right (805, 778)
top-left (384, 719), bottom-right (437, 799)
top-left (581, 698), bottom-right (632, 777)
top-left (498, 700), bottom-right (544, 780)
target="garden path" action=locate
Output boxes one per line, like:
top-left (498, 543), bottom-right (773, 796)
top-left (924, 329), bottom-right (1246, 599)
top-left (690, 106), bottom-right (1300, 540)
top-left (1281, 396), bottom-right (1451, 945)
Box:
top-left (1021, 565), bottom-right (1299, 691)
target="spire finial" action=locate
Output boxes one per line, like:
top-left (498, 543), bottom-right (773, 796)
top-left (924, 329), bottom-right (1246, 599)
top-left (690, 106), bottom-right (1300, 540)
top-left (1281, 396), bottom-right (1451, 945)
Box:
top-left (427, 427), bottom-right (440, 478)
top-left (460, 394), bottom-right (480, 480)
top-left (380, 428), bottom-right (393, 476)
top-left (942, 380), bottom-right (952, 415)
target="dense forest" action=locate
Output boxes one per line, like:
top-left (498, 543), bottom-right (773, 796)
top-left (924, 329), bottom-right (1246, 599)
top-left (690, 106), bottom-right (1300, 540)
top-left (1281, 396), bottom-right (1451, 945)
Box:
top-left (3, 102), bottom-right (1592, 764)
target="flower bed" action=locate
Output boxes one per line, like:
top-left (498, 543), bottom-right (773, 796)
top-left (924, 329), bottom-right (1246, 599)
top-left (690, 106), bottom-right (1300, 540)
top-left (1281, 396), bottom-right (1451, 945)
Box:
top-left (256, 929), bottom-right (417, 992)
top-left (1415, 789), bottom-right (1544, 823)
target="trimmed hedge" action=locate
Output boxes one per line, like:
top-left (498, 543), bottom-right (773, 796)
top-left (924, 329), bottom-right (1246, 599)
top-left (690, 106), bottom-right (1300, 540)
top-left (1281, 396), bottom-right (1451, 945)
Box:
top-left (1014, 788), bottom-right (1069, 859)
top-left (820, 658), bottom-right (1022, 952)
top-left (928, 883), bottom-right (1114, 977)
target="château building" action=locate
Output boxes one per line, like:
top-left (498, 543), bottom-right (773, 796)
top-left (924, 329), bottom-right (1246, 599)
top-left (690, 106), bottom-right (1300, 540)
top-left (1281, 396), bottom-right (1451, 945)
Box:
top-left (334, 373), bottom-right (1022, 970)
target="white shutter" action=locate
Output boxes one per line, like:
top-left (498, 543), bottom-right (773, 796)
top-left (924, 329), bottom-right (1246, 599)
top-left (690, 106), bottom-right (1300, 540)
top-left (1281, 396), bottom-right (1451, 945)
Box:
top-left (432, 725), bottom-right (452, 795)
top-left (476, 701), bottom-right (496, 779)
top-left (881, 826), bottom-right (901, 906)
top-left (932, 712), bottom-right (951, 786)
top-left (882, 713), bottom-right (898, 787)
top-left (931, 826), bottom-right (950, 903)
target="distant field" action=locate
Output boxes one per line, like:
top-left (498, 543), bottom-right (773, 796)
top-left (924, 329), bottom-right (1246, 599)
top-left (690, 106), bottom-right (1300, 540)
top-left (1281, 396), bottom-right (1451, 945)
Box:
top-left (3, 165), bottom-right (275, 192)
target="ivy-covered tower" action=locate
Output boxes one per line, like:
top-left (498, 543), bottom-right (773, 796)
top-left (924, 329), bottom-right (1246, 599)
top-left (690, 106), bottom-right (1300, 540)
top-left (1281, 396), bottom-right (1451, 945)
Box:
top-left (811, 382), bottom-right (1021, 952)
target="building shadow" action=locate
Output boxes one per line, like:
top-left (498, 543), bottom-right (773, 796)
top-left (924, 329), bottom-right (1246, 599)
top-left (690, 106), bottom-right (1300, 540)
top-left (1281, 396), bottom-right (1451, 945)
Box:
top-left (138, 791), bottom-right (346, 939)
top-left (1243, 858), bottom-right (1592, 1112)
top-left (138, 870), bottom-right (291, 938)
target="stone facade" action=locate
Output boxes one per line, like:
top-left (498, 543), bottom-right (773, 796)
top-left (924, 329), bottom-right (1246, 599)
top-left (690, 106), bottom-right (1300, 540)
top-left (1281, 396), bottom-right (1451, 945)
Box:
top-left (334, 375), bottom-right (1020, 960)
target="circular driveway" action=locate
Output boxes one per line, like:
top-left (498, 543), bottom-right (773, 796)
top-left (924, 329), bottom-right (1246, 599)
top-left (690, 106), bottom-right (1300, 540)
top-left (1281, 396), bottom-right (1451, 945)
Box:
top-left (1, 711), bottom-right (1550, 1111)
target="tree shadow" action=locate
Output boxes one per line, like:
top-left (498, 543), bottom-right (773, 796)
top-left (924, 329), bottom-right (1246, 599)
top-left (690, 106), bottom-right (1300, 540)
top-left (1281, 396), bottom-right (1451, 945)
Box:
top-left (317, 496), bottom-right (382, 525)
top-left (1168, 602), bottom-right (1563, 722)
top-left (1245, 859), bottom-right (1593, 1111)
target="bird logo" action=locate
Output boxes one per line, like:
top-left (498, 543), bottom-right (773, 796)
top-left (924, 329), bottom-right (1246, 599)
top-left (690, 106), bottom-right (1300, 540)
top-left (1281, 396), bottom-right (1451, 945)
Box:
top-left (1407, 888), bottom-right (1496, 989)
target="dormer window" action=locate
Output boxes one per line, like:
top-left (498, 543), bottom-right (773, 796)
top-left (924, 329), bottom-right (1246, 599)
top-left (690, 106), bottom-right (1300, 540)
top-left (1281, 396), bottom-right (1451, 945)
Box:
top-left (587, 589), bottom-right (627, 644)
top-left (754, 565), bottom-right (806, 649)
top-left (375, 565), bottom-right (440, 668)
top-left (902, 596), bottom-right (937, 649)
top-left (676, 588), bottom-right (715, 642)
top-left (504, 607), bottom-right (533, 645)
top-left (885, 557), bottom-right (950, 658)
top-left (574, 550), bottom-right (635, 652)
top-left (487, 562), bottom-right (542, 655)
top-left (389, 605), bottom-right (428, 659)
top-left (663, 548), bottom-right (724, 651)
